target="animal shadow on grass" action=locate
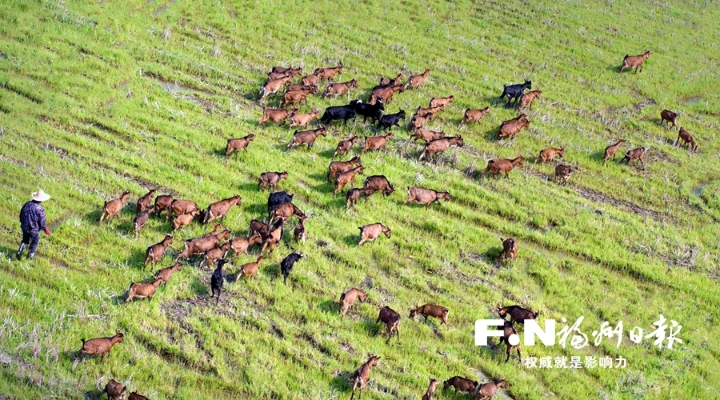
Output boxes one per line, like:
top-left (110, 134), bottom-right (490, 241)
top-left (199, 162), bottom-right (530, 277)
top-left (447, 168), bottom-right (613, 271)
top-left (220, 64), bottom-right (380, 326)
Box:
top-left (237, 182), bottom-right (260, 193)
top-left (83, 210), bottom-right (103, 225)
top-left (318, 299), bottom-right (338, 314)
top-left (318, 148), bottom-right (336, 159)
top-left (589, 150), bottom-right (607, 163)
top-left (84, 389), bottom-right (105, 400)
top-left (191, 277), bottom-right (209, 297)
top-left (361, 318), bottom-right (382, 336)
top-left (330, 374), bottom-right (351, 392)
top-left (343, 234), bottom-right (359, 247)
top-left (244, 202), bottom-right (266, 218)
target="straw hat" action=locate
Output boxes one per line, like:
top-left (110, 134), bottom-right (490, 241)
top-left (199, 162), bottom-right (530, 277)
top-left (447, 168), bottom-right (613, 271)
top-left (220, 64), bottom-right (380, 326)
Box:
top-left (31, 189), bottom-right (51, 202)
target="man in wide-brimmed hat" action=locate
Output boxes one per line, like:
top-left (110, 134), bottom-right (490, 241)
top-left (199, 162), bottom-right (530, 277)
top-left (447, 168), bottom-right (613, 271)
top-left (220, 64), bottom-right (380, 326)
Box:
top-left (17, 189), bottom-right (51, 260)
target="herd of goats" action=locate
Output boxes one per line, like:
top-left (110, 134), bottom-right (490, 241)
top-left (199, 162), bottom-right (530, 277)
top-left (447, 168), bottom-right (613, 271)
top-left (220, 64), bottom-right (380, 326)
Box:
top-left (78, 50), bottom-right (698, 400)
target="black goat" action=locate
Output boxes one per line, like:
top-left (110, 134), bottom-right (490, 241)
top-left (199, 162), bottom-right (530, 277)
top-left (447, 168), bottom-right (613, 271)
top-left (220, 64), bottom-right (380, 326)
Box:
top-left (354, 99), bottom-right (385, 123)
top-left (320, 103), bottom-right (357, 125)
top-left (267, 191), bottom-right (294, 216)
top-left (377, 110), bottom-right (406, 131)
top-left (281, 251), bottom-right (304, 284)
top-left (210, 259), bottom-right (226, 305)
top-left (497, 80), bottom-right (531, 106)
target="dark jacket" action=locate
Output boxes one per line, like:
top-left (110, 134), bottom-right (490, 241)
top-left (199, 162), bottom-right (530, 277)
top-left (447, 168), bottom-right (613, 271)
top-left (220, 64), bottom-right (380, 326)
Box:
top-left (19, 201), bottom-right (47, 233)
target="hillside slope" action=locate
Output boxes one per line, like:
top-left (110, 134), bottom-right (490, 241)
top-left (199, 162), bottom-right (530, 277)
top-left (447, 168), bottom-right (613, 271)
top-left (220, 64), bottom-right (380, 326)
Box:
top-left (1, 0), bottom-right (720, 399)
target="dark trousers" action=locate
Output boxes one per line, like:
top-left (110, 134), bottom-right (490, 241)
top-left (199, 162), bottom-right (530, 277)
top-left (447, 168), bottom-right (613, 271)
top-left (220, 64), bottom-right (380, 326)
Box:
top-left (21, 231), bottom-right (40, 255)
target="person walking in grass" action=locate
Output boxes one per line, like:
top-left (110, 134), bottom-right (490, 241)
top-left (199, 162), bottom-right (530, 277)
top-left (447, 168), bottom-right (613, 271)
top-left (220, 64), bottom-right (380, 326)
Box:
top-left (17, 189), bottom-right (51, 260)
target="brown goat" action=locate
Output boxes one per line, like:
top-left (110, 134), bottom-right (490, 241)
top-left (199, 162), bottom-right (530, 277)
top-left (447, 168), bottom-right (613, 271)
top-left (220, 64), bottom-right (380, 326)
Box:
top-left (661, 109), bottom-right (678, 128)
top-left (675, 127), bottom-right (698, 152)
top-left (603, 139), bottom-right (626, 164)
top-left (350, 354), bottom-right (381, 400)
top-left (260, 220), bottom-right (284, 256)
top-left (369, 83), bottom-right (405, 104)
top-left (204, 194), bottom-right (242, 224)
top-left (407, 68), bottom-right (431, 89)
top-left (301, 73), bottom-right (321, 86)
top-left (363, 175), bottom-right (394, 197)
top-left (78, 330), bottom-right (124, 361)
top-left (174, 230), bottom-right (230, 262)
top-left (313, 63), bottom-right (343, 81)
top-left (346, 188), bottom-right (369, 210)
top-left (418, 136), bottom-right (464, 161)
top-left (474, 379), bottom-right (508, 399)
top-left (136, 189), bottom-right (156, 214)
top-left (248, 219), bottom-right (270, 239)
top-left (103, 379), bottom-right (126, 400)
top-left (153, 194), bottom-right (174, 218)
top-left (484, 156), bottom-right (525, 179)
top-left (328, 156), bottom-right (362, 182)
top-left (267, 71), bottom-right (293, 81)
top-left (132, 206), bottom-right (154, 237)
top-left (498, 305), bottom-right (539, 325)
top-left (620, 147), bottom-right (647, 166)
top-left (429, 95), bottom-right (454, 109)
top-left (172, 208), bottom-right (200, 232)
top-left (358, 223), bottom-right (391, 246)
top-left (620, 51), bottom-right (651, 73)
top-left (289, 109), bottom-right (320, 128)
top-left (461, 107), bottom-right (490, 125)
top-left (167, 199), bottom-right (198, 222)
top-left (126, 278), bottom-right (163, 302)
top-left (258, 171), bottom-right (288, 191)
top-left (99, 190), bottom-right (131, 224)
top-left (270, 66), bottom-right (303, 76)
top-left (498, 320), bottom-right (521, 362)
top-left (203, 224), bottom-right (225, 238)
top-left (229, 233), bottom-right (263, 257)
top-left (200, 242), bottom-right (232, 269)
top-left (376, 306), bottom-right (401, 343)
top-left (361, 133), bottom-right (393, 153)
top-left (538, 146), bottom-right (564, 164)
top-left (500, 237), bottom-right (518, 264)
top-left (154, 262), bottom-right (182, 284)
top-left (280, 87), bottom-right (316, 108)
top-left (555, 164), bottom-right (573, 185)
top-left (334, 136), bottom-right (360, 158)
top-left (339, 288), bottom-right (367, 317)
top-left (287, 126), bottom-right (327, 150)
top-left (379, 73), bottom-right (403, 86)
top-left (128, 393), bottom-right (148, 400)
top-left (239, 256), bottom-right (264, 279)
top-left (519, 90), bottom-right (542, 111)
top-left (334, 166), bottom-right (365, 196)
top-left (411, 128), bottom-right (445, 143)
top-left (293, 215), bottom-right (309, 244)
top-left (286, 83), bottom-right (317, 93)
top-left (324, 79), bottom-right (358, 99)
top-left (410, 304), bottom-right (450, 328)
top-left (443, 377), bottom-right (478, 395)
top-left (144, 234), bottom-right (174, 270)
top-left (259, 107), bottom-right (297, 126)
top-left (270, 202), bottom-right (305, 223)
top-left (409, 114), bottom-right (430, 130)
top-left (414, 105), bottom-right (444, 121)
top-left (226, 134), bottom-right (255, 156)
top-left (259, 75), bottom-right (293, 102)
top-left (498, 114), bottom-right (530, 139)
top-left (404, 187), bottom-right (450, 206)
top-left (422, 378), bottom-right (440, 400)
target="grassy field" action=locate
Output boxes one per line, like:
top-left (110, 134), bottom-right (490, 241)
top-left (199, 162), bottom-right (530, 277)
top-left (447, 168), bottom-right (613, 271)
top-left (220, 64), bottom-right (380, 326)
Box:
top-left (1, 0), bottom-right (720, 399)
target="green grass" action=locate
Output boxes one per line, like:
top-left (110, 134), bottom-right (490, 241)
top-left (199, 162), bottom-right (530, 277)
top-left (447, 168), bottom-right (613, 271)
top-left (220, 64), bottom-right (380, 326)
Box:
top-left (1, 0), bottom-right (720, 399)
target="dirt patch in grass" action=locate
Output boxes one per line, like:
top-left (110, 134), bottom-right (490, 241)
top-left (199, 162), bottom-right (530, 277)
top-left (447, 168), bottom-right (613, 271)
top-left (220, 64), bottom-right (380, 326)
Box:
top-left (576, 187), bottom-right (668, 221)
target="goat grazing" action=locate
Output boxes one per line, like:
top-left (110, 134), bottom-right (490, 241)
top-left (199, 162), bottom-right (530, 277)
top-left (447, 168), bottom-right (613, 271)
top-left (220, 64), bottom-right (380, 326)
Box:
top-left (443, 377), bottom-right (478, 395)
top-left (103, 379), bottom-right (126, 400)
top-left (258, 171), bottom-right (288, 191)
top-left (226, 134), bottom-right (255, 156)
top-left (125, 278), bottom-right (163, 302)
top-left (78, 330), bottom-right (124, 361)
top-left (128, 393), bottom-right (149, 400)
top-left (144, 234), bottom-right (173, 270)
top-left (675, 127), bottom-right (698, 152)
top-left (362, 175), bottom-right (394, 197)
top-left (500, 238), bottom-right (518, 264)
top-left (99, 190), bottom-right (131, 224)
top-left (153, 194), bottom-right (173, 219)
top-left (376, 306), bottom-right (401, 343)
top-left (474, 380), bottom-right (508, 399)
top-left (345, 188), bottom-right (369, 210)
top-left (410, 304), bottom-right (450, 328)
top-left (538, 146), bottom-right (564, 164)
top-left (484, 156), bottom-right (525, 179)
top-left (498, 305), bottom-right (539, 324)
top-left (350, 354), bottom-right (380, 400)
top-left (660, 109), bottom-right (678, 128)
top-left (269, 202), bottom-right (305, 223)
top-left (620, 147), bottom-right (646, 167)
top-left (358, 223), bottom-right (391, 246)
top-left (555, 164), bottom-right (573, 185)
top-left (620, 51), bottom-right (651, 73)
top-left (339, 288), bottom-right (367, 317)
